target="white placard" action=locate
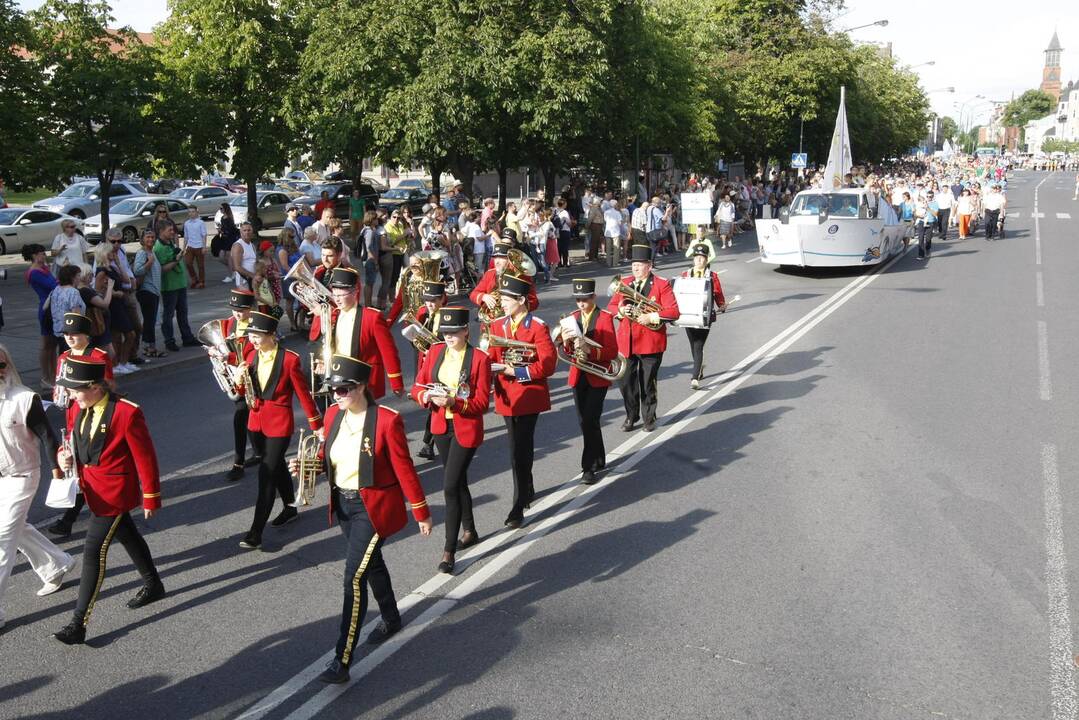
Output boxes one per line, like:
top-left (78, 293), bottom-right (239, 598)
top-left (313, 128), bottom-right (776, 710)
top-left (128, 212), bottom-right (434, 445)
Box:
top-left (680, 192), bottom-right (713, 225)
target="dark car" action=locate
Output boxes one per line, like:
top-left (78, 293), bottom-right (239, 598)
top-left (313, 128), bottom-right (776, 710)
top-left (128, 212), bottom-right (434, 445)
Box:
top-left (378, 187), bottom-right (428, 216)
top-left (294, 182), bottom-right (379, 219)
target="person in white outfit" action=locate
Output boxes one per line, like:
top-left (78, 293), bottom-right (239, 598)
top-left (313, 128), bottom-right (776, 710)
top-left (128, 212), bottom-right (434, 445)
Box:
top-left (0, 345), bottom-right (76, 630)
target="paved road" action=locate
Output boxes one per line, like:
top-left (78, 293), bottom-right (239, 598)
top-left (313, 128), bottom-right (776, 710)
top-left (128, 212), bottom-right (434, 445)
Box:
top-left (3, 172), bottom-right (1077, 719)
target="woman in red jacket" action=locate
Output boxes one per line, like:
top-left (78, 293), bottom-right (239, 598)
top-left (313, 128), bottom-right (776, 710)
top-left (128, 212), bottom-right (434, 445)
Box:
top-left (412, 306), bottom-right (491, 573)
top-left (679, 243), bottom-right (727, 389)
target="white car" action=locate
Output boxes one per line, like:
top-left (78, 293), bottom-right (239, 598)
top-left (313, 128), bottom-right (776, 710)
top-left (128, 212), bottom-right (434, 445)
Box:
top-left (227, 191), bottom-right (293, 228)
top-left (0, 207), bottom-right (84, 255)
top-left (83, 196), bottom-right (195, 244)
top-left (167, 185), bottom-right (236, 219)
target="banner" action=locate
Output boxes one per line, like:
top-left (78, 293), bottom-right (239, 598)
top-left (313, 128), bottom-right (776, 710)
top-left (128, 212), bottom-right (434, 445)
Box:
top-left (823, 86), bottom-right (852, 190)
top-left (680, 192), bottom-right (713, 225)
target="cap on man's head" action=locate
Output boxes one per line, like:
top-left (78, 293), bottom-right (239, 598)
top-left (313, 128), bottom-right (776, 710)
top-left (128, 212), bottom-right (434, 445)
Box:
top-left (228, 288), bottom-right (256, 309)
top-left (629, 244), bottom-right (653, 263)
top-left (500, 228), bottom-right (518, 243)
top-left (56, 358), bottom-right (106, 389)
top-left (499, 274), bottom-right (531, 299)
top-left (246, 311), bottom-right (279, 335)
top-left (422, 281), bottom-right (446, 300)
top-left (328, 267), bottom-right (360, 289)
top-left (62, 312), bottom-right (92, 336)
top-left (492, 242), bottom-right (512, 258)
top-left (571, 279), bottom-right (596, 298)
top-left (690, 243), bottom-right (711, 259)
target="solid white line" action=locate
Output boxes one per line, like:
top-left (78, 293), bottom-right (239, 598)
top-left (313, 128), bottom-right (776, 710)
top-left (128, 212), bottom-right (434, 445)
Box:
top-left (745, 256), bottom-right (762, 263)
top-left (262, 244), bottom-right (915, 720)
top-left (1042, 443), bottom-right (1078, 720)
top-left (1035, 174), bottom-right (1052, 266)
top-left (1038, 320), bottom-right (1052, 401)
top-left (1037, 272), bottom-right (1045, 308)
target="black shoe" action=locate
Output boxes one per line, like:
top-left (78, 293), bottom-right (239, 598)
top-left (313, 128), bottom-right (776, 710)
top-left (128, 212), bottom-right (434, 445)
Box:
top-left (127, 578), bottom-right (165, 609)
top-left (620, 419), bottom-right (636, 432)
top-left (46, 520), bottom-right (72, 538)
top-left (225, 464), bottom-right (243, 482)
top-left (438, 555), bottom-right (455, 574)
top-left (318, 658), bottom-right (350, 684)
top-left (244, 456), bottom-right (262, 468)
top-left (54, 621), bottom-right (86, 645)
top-left (457, 530), bottom-right (481, 549)
top-left (643, 420), bottom-right (657, 432)
top-left (365, 619), bottom-right (402, 645)
top-left (504, 514), bottom-right (524, 530)
top-left (581, 470), bottom-right (598, 485)
top-left (270, 507), bottom-right (299, 527)
top-left (165, 341), bottom-right (180, 352)
top-left (182, 338), bottom-right (200, 348)
top-left (417, 443), bottom-right (435, 460)
top-left (239, 532), bottom-right (261, 550)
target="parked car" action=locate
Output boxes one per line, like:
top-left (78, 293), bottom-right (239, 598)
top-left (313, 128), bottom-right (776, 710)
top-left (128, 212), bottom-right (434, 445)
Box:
top-left (82, 196), bottom-right (195, 244)
top-left (254, 181), bottom-right (304, 198)
top-left (206, 176), bottom-right (247, 194)
top-left (279, 179), bottom-right (313, 195)
top-left (33, 180), bottom-right (148, 219)
top-left (378, 187), bottom-right (429, 216)
top-left (146, 178), bottom-right (183, 194)
top-left (393, 178), bottom-right (432, 193)
top-left (284, 170), bottom-right (321, 184)
top-left (168, 185), bottom-right (236, 219)
top-left (0, 207), bottom-right (84, 255)
top-left (362, 175), bottom-right (389, 194)
top-left (228, 191), bottom-right (293, 229)
top-left (293, 182), bottom-right (380, 219)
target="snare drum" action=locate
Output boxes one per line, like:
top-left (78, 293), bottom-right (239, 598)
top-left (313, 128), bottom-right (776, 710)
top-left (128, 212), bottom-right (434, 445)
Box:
top-left (672, 276), bottom-right (713, 329)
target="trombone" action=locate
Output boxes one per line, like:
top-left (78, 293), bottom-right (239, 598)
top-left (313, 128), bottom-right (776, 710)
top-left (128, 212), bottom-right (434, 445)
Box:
top-left (606, 275), bottom-right (663, 330)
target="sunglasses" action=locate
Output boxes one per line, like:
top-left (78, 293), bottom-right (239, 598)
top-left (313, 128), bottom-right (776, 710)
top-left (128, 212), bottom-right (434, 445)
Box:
top-left (333, 385), bottom-right (357, 396)
top-left (110, 239), bottom-right (123, 244)
top-left (0, 361), bottom-right (7, 369)
top-left (157, 210), bottom-right (168, 214)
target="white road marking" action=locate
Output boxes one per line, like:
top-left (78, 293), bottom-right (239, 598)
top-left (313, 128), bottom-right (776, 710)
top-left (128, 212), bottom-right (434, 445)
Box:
top-left (745, 256), bottom-right (762, 263)
top-left (1032, 212), bottom-right (1046, 218)
top-left (247, 244), bottom-right (916, 720)
top-left (1037, 272), bottom-right (1045, 308)
top-left (1035, 174), bottom-right (1052, 266)
top-left (1041, 443), bottom-right (1078, 720)
top-left (1056, 213), bottom-right (1071, 220)
top-left (1038, 320), bottom-right (1052, 401)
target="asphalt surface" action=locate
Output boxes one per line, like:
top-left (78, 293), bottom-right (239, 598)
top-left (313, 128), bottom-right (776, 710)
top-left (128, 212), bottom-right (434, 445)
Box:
top-left (2, 172), bottom-right (1076, 719)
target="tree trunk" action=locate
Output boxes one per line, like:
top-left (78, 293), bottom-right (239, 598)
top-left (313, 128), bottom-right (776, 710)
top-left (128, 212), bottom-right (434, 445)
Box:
top-left (97, 167), bottom-right (115, 239)
top-left (246, 176), bottom-right (260, 231)
top-left (497, 165), bottom-right (508, 214)
top-left (450, 153), bottom-right (475, 203)
top-left (428, 160), bottom-right (446, 201)
top-left (538, 162), bottom-right (556, 207)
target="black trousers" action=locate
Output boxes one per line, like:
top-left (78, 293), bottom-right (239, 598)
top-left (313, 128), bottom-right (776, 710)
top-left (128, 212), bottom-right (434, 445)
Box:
top-left (621, 353), bottom-right (662, 424)
top-left (572, 381), bottom-right (608, 472)
top-left (685, 328), bottom-right (710, 380)
top-left (74, 512), bottom-right (158, 627)
top-left (936, 208), bottom-right (951, 238)
top-left (334, 489), bottom-right (399, 667)
top-left (232, 399), bottom-right (253, 465)
top-left (433, 421), bottom-right (478, 552)
top-left (248, 433), bottom-right (295, 536)
top-left (503, 414), bottom-right (538, 519)
top-left (917, 222), bottom-right (933, 258)
top-left (422, 413), bottom-right (433, 446)
top-left (984, 209), bottom-right (1000, 238)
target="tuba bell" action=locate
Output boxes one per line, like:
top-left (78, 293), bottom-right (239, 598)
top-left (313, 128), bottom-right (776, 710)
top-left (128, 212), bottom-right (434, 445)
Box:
top-left (550, 315), bottom-right (627, 382)
top-left (285, 257), bottom-right (336, 313)
top-left (606, 274), bottom-right (663, 330)
top-left (400, 249), bottom-right (448, 317)
top-left (400, 311), bottom-right (441, 353)
top-left (197, 319), bottom-right (249, 403)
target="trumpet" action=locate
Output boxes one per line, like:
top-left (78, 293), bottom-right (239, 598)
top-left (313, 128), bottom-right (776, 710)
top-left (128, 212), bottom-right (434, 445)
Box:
top-left (293, 430), bottom-right (322, 506)
top-left (485, 334), bottom-right (538, 367)
top-left (60, 429), bottom-right (79, 483)
top-left (550, 315), bottom-right (627, 382)
top-left (416, 382), bottom-right (471, 401)
top-left (52, 382), bottom-right (70, 410)
top-left (400, 312), bottom-right (441, 353)
top-left (606, 275), bottom-right (663, 330)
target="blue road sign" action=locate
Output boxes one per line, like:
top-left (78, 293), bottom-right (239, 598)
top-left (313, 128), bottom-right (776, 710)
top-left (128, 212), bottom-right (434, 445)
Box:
top-left (791, 153), bottom-right (808, 169)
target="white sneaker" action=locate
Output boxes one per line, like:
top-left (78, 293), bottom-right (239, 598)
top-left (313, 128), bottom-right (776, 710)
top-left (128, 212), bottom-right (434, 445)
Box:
top-left (113, 365), bottom-right (132, 376)
top-left (38, 558), bottom-right (75, 596)
top-left (123, 363), bottom-right (140, 373)
top-left (222, 274), bottom-right (235, 283)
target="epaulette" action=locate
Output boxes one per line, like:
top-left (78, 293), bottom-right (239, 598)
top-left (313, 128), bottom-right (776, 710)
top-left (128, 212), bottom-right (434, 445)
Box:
top-left (285, 349), bottom-right (300, 358)
top-left (119, 398), bottom-right (140, 408)
top-left (530, 315), bottom-right (547, 326)
top-left (380, 405), bottom-right (400, 416)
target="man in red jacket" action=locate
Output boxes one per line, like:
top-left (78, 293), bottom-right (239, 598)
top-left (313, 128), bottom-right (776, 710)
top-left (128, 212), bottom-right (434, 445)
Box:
top-left (469, 238), bottom-right (539, 321)
top-left (488, 274), bottom-right (557, 528)
top-left (558, 279), bottom-right (620, 484)
top-left (54, 358), bottom-right (164, 645)
top-left (606, 244), bottom-right (680, 432)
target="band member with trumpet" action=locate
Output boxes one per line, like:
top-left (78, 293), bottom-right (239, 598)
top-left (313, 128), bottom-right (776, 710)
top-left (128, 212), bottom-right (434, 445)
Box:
top-left (606, 244), bottom-right (680, 432)
top-left (46, 311), bottom-right (116, 539)
top-left (53, 358), bottom-right (164, 645)
top-left (212, 288), bottom-right (260, 481)
top-left (680, 243), bottom-right (727, 390)
top-left (309, 267), bottom-right (405, 400)
top-left (469, 235), bottom-right (539, 322)
top-left (412, 306), bottom-right (491, 573)
top-left (240, 311), bottom-right (323, 549)
top-left (488, 275), bottom-right (557, 528)
top-left (294, 354), bottom-right (431, 684)
top-left (555, 279), bottom-right (620, 484)
top-left (408, 280), bottom-right (449, 460)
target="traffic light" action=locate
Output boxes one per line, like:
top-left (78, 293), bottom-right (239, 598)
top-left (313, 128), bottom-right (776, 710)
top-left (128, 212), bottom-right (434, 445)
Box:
top-left (1000, 144), bottom-right (1006, 156)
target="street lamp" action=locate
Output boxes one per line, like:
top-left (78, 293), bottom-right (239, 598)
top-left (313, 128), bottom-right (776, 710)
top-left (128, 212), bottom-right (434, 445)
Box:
top-left (906, 61), bottom-right (936, 70)
top-left (841, 19), bottom-right (889, 31)
top-left (927, 87), bottom-right (956, 93)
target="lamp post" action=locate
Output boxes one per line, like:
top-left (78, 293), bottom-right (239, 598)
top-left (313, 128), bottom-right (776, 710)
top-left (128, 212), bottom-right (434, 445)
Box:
top-left (841, 19), bottom-right (889, 32)
top-left (905, 61), bottom-right (936, 70)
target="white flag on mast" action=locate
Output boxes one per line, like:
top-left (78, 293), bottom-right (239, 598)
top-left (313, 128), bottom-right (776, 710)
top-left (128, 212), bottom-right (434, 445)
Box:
top-left (824, 85), bottom-right (852, 190)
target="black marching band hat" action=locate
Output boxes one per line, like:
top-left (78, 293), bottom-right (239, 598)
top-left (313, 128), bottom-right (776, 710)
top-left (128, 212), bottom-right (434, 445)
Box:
top-left (228, 288), bottom-right (256, 309)
top-left (491, 241), bottom-right (513, 257)
top-left (500, 228), bottom-right (518, 244)
top-left (690, 243), bottom-right (711, 258)
top-left (62, 311), bottom-right (92, 335)
top-left (629, 244), bottom-right (654, 262)
top-left (56, 357), bottom-right (106, 389)
top-left (571, 279), bottom-right (596, 298)
top-left (246, 311), bottom-right (279, 335)
top-left (325, 354), bottom-right (372, 388)
top-left (438, 306), bottom-right (469, 331)
top-left (422, 281), bottom-right (447, 300)
top-left (499, 274), bottom-right (530, 298)
top-left (328, 266), bottom-right (360, 289)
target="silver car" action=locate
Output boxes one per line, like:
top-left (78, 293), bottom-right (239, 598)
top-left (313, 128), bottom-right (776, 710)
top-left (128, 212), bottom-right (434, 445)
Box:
top-left (167, 185), bottom-right (235, 219)
top-left (0, 207), bottom-right (84, 255)
top-left (33, 180), bottom-right (147, 219)
top-left (83, 196), bottom-right (195, 244)
top-left (228, 191), bottom-right (293, 228)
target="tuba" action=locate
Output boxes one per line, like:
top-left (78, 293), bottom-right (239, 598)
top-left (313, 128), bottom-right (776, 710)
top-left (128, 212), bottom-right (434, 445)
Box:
top-left (606, 275), bottom-right (663, 330)
top-left (286, 257), bottom-right (337, 390)
top-left (485, 334), bottom-right (538, 367)
top-left (293, 430), bottom-right (322, 506)
top-left (550, 315), bottom-right (627, 382)
top-left (400, 311), bottom-right (441, 353)
top-left (197, 319), bottom-right (249, 403)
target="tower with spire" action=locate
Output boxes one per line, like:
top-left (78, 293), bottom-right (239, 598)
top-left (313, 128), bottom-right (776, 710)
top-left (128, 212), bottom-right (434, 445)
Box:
top-left (1042, 31), bottom-right (1063, 102)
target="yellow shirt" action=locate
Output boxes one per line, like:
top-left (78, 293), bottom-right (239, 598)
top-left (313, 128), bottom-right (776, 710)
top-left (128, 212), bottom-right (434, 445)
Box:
top-left (509, 313), bottom-right (526, 336)
top-left (693, 268), bottom-right (707, 278)
top-left (257, 346), bottom-right (278, 391)
top-left (334, 306), bottom-right (358, 355)
top-left (579, 307), bottom-right (595, 332)
top-left (81, 392), bottom-right (110, 440)
top-left (234, 317), bottom-right (250, 336)
top-left (427, 310), bottom-right (441, 334)
top-left (329, 409), bottom-right (366, 490)
top-left (437, 346), bottom-right (466, 419)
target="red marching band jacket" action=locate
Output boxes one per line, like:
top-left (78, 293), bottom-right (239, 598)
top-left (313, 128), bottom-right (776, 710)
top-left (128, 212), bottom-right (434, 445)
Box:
top-left (469, 269), bottom-right (539, 313)
top-left (562, 308), bottom-right (619, 389)
top-left (605, 273), bottom-right (680, 356)
top-left (488, 313), bottom-right (557, 416)
top-left (242, 346), bottom-right (322, 438)
top-left (64, 395), bottom-right (161, 516)
top-left (310, 306), bottom-right (404, 398)
top-left (679, 269), bottom-right (727, 321)
top-left (320, 404), bottom-right (430, 538)
top-left (222, 315), bottom-right (254, 366)
top-left (411, 342), bottom-right (492, 448)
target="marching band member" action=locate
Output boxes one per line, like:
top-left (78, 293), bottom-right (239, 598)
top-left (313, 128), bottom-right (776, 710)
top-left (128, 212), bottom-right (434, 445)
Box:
top-left (309, 267), bottom-right (405, 400)
top-left (412, 307), bottom-right (491, 573)
top-left (413, 281), bottom-right (449, 460)
top-left (469, 237), bottom-right (539, 318)
top-left (606, 244), bottom-right (680, 432)
top-left (54, 358), bottom-right (164, 645)
top-left (560, 279), bottom-right (619, 484)
top-left (0, 346), bottom-right (75, 632)
top-left (46, 311), bottom-right (116, 539)
top-left (240, 311), bottom-right (322, 549)
top-left (680, 243), bottom-right (726, 389)
top-left (220, 289), bottom-right (260, 481)
top-left (384, 253), bottom-right (424, 325)
top-left (301, 354), bottom-right (431, 684)
top-left (488, 275), bottom-right (556, 528)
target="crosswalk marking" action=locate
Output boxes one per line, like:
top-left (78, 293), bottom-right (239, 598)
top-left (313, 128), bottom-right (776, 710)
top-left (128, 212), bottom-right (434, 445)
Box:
top-left (1056, 213), bottom-right (1071, 220)
top-left (1032, 212), bottom-right (1046, 218)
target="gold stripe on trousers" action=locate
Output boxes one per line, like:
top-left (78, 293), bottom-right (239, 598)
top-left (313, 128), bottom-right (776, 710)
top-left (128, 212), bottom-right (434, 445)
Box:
top-left (340, 532), bottom-right (381, 666)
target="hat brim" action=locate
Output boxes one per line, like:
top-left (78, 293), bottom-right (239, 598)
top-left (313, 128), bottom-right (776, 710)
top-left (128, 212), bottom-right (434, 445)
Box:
top-left (571, 291), bottom-right (596, 298)
top-left (438, 323), bottom-right (469, 333)
top-left (55, 377), bottom-right (96, 390)
top-left (325, 375), bottom-right (365, 389)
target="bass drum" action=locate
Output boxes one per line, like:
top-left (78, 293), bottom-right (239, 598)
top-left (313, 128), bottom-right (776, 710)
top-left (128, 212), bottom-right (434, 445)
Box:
top-left (671, 276), bottom-right (713, 329)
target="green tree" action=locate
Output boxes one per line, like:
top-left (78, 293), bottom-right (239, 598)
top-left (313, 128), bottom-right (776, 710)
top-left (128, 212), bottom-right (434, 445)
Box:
top-left (0, 0), bottom-right (44, 189)
top-left (31, 0), bottom-right (161, 227)
top-left (1042, 138), bottom-right (1079, 154)
top-left (939, 116), bottom-right (959, 143)
top-left (1002, 89), bottom-right (1055, 142)
top-left (157, 0), bottom-right (300, 225)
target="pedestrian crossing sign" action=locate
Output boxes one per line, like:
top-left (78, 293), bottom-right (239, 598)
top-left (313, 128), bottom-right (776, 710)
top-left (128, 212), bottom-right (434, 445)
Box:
top-left (791, 153), bottom-right (808, 169)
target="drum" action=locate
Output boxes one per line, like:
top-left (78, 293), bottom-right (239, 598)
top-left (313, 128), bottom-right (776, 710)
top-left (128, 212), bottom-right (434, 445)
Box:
top-left (672, 276), bottom-right (713, 329)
